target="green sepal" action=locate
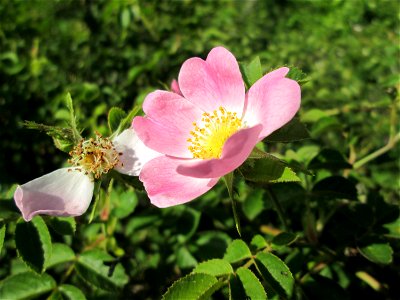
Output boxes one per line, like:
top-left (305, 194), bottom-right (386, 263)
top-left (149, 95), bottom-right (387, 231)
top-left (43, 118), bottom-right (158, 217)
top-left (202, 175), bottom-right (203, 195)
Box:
top-left (240, 56), bottom-right (263, 87)
top-left (108, 107), bottom-right (127, 133)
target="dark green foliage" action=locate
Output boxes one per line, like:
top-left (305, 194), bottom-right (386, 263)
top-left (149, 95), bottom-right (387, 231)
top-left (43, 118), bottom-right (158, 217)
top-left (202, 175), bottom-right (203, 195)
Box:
top-left (0, 0), bottom-right (399, 299)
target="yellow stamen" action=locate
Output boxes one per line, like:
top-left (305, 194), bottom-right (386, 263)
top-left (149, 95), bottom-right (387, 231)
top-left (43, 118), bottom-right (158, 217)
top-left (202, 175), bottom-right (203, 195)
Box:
top-left (68, 132), bottom-right (120, 179)
top-left (188, 106), bottom-right (242, 159)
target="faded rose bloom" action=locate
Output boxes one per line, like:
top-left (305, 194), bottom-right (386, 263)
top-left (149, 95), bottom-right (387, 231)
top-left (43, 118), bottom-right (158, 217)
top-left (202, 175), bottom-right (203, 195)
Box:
top-left (14, 129), bottom-right (159, 221)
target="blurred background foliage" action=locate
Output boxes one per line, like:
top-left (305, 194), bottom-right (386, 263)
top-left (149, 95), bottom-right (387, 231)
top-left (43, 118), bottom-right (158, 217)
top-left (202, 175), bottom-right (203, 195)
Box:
top-left (0, 0), bottom-right (399, 299)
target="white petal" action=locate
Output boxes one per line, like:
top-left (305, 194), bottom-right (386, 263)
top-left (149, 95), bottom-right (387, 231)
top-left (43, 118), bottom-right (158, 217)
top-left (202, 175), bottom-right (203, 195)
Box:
top-left (113, 128), bottom-right (161, 176)
top-left (14, 168), bottom-right (94, 221)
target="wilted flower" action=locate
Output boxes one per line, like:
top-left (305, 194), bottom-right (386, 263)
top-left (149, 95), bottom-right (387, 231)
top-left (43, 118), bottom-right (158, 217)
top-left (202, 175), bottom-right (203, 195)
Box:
top-left (133, 46), bottom-right (301, 207)
top-left (14, 129), bottom-right (159, 221)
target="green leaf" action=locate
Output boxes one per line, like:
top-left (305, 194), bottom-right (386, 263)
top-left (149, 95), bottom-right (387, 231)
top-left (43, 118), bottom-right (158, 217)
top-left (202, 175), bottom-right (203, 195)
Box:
top-left (236, 267), bottom-right (267, 300)
top-left (193, 259), bottom-right (233, 277)
top-left (0, 223), bottom-right (5, 254)
top-left (229, 273), bottom-right (247, 299)
top-left (240, 56), bottom-right (263, 87)
top-left (266, 118), bottom-right (310, 143)
top-left (59, 284), bottom-right (87, 300)
top-left (108, 107), bottom-right (127, 133)
top-left (48, 217), bottom-right (76, 235)
top-left (270, 167), bottom-right (301, 183)
top-left (358, 242), bottom-right (393, 265)
top-left (15, 216), bottom-right (52, 273)
top-left (75, 249), bottom-right (129, 291)
top-left (242, 189), bottom-right (264, 220)
top-left (240, 157), bottom-right (286, 183)
top-left (176, 246), bottom-right (198, 269)
top-left (272, 232), bottom-right (298, 246)
top-left (312, 176), bottom-right (357, 200)
top-left (223, 239), bottom-right (252, 263)
top-left (0, 272), bottom-right (56, 300)
top-left (308, 149), bottom-right (352, 170)
top-left (111, 188), bottom-right (138, 219)
top-left (383, 218), bottom-right (400, 239)
top-left (163, 273), bottom-right (220, 300)
top-left (255, 252), bottom-right (294, 298)
top-left (250, 234), bottom-right (267, 251)
top-left (46, 243), bottom-right (75, 268)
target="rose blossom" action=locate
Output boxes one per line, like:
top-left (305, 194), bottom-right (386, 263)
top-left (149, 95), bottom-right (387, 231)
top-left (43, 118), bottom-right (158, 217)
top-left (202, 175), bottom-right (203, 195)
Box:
top-left (133, 46), bottom-right (301, 207)
top-left (14, 129), bottom-right (159, 221)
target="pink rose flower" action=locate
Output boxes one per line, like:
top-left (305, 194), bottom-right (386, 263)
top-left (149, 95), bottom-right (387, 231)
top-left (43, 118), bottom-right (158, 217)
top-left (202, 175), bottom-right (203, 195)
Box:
top-left (133, 46), bottom-right (301, 208)
top-left (14, 129), bottom-right (159, 221)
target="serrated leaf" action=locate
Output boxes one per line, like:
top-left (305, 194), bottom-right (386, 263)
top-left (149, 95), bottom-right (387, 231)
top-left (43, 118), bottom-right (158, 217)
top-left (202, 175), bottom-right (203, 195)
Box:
top-left (312, 176), bottom-right (357, 200)
top-left (0, 223), bottom-right (5, 254)
top-left (270, 167), bottom-right (301, 183)
top-left (223, 239), bottom-right (252, 263)
top-left (15, 216), bottom-right (52, 273)
top-left (0, 272), bottom-right (56, 300)
top-left (48, 217), bottom-right (76, 235)
top-left (240, 157), bottom-right (286, 183)
top-left (266, 118), bottom-right (310, 143)
top-left (240, 56), bottom-right (263, 87)
top-left (108, 107), bottom-right (127, 133)
top-left (229, 273), bottom-right (247, 299)
top-left (75, 249), bottom-right (129, 291)
top-left (163, 273), bottom-right (220, 300)
top-left (46, 243), bottom-right (75, 268)
top-left (358, 242), bottom-right (393, 265)
top-left (272, 232), bottom-right (298, 246)
top-left (59, 284), bottom-right (87, 300)
top-left (255, 252), bottom-right (294, 298)
top-left (308, 149), bottom-right (352, 170)
top-left (193, 259), bottom-right (233, 276)
top-left (251, 235), bottom-right (267, 251)
top-left (236, 267), bottom-right (267, 300)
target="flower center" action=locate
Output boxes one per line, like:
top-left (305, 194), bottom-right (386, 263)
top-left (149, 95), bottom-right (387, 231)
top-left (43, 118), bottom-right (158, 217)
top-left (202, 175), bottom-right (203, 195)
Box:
top-left (187, 106), bottom-right (242, 159)
top-left (68, 132), bottom-right (121, 179)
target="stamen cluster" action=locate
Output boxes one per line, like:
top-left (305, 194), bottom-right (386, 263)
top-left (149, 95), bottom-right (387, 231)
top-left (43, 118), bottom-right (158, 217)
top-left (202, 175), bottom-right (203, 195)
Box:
top-left (187, 106), bottom-right (242, 159)
top-left (68, 132), bottom-right (121, 179)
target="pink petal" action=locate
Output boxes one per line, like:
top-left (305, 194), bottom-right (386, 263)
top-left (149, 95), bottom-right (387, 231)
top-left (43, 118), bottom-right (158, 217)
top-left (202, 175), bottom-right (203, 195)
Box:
top-left (142, 90), bottom-right (203, 136)
top-left (133, 116), bottom-right (193, 158)
top-left (178, 46), bottom-right (245, 115)
top-left (113, 128), bottom-right (161, 176)
top-left (243, 72), bottom-right (301, 140)
top-left (139, 156), bottom-right (219, 207)
top-left (14, 168), bottom-right (94, 221)
top-left (176, 125), bottom-right (262, 178)
top-left (171, 79), bottom-right (183, 96)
